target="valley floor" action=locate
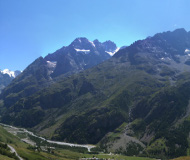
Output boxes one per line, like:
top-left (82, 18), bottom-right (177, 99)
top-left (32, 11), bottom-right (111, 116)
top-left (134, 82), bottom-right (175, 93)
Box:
top-left (0, 123), bottom-right (158, 160)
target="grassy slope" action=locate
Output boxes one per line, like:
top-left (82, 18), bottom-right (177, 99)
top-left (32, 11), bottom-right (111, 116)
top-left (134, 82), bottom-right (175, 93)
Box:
top-left (94, 73), bottom-right (190, 159)
top-left (80, 154), bottom-right (155, 160)
top-left (0, 126), bottom-right (75, 160)
top-left (172, 157), bottom-right (190, 160)
top-left (1, 56), bottom-right (164, 142)
top-left (0, 125), bottom-right (156, 160)
top-left (1, 59), bottom-right (190, 159)
top-left (0, 126), bottom-right (53, 159)
top-left (0, 154), bottom-right (14, 160)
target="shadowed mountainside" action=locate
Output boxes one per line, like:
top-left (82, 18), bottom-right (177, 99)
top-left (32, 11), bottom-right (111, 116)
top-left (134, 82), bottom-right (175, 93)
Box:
top-left (1, 29), bottom-right (190, 159)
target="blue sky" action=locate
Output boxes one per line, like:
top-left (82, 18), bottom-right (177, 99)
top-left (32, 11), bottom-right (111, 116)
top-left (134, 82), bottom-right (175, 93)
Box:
top-left (0, 0), bottom-right (190, 70)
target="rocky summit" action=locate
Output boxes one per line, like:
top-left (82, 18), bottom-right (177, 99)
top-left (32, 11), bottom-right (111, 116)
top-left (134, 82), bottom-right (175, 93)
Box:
top-left (0, 37), bottom-right (118, 111)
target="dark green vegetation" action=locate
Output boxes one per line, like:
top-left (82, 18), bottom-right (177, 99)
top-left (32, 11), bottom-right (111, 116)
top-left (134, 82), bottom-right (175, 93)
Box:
top-left (1, 29), bottom-right (190, 159)
top-left (0, 70), bottom-right (21, 93)
top-left (172, 156), bottom-right (190, 160)
top-left (0, 142), bottom-right (19, 160)
top-left (0, 125), bottom-right (155, 160)
top-left (0, 38), bottom-right (114, 112)
top-left (0, 72), bottom-right (13, 93)
top-left (0, 125), bottom-right (68, 159)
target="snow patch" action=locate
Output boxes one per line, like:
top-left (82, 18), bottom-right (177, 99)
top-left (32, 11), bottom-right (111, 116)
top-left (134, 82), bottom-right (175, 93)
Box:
top-left (88, 40), bottom-right (95, 47)
top-left (115, 47), bottom-right (120, 53)
top-left (106, 47), bottom-right (120, 56)
top-left (160, 57), bottom-right (171, 61)
top-left (75, 48), bottom-right (91, 54)
top-left (105, 51), bottom-right (114, 56)
top-left (185, 49), bottom-right (190, 53)
top-left (46, 61), bottom-right (57, 74)
top-left (46, 61), bottom-right (57, 68)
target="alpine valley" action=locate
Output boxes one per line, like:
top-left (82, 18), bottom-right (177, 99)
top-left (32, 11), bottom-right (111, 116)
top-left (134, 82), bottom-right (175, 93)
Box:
top-left (1, 29), bottom-right (190, 159)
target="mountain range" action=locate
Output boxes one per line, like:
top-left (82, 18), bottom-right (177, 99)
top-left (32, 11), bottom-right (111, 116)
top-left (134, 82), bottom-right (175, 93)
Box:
top-left (0, 38), bottom-right (118, 109)
top-left (1, 29), bottom-right (190, 159)
top-left (0, 69), bottom-right (21, 93)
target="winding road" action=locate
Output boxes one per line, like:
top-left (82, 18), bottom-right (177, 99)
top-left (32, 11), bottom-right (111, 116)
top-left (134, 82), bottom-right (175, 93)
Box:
top-left (7, 144), bottom-right (23, 160)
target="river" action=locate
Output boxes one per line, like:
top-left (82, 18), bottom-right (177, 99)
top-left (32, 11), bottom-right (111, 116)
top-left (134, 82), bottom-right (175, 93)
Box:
top-left (0, 123), bottom-right (95, 152)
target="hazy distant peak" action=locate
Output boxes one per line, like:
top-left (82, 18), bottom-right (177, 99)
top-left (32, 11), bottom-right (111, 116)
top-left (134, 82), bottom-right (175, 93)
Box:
top-left (120, 46), bottom-right (127, 50)
top-left (173, 28), bottom-right (187, 33)
top-left (0, 69), bottom-right (21, 78)
top-left (93, 39), bottom-right (100, 43)
top-left (103, 40), bottom-right (115, 43)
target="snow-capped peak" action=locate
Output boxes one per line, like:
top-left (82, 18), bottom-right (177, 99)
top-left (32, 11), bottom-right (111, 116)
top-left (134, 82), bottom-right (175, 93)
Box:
top-left (88, 40), bottom-right (96, 47)
top-left (75, 48), bottom-right (91, 54)
top-left (0, 69), bottom-right (18, 78)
